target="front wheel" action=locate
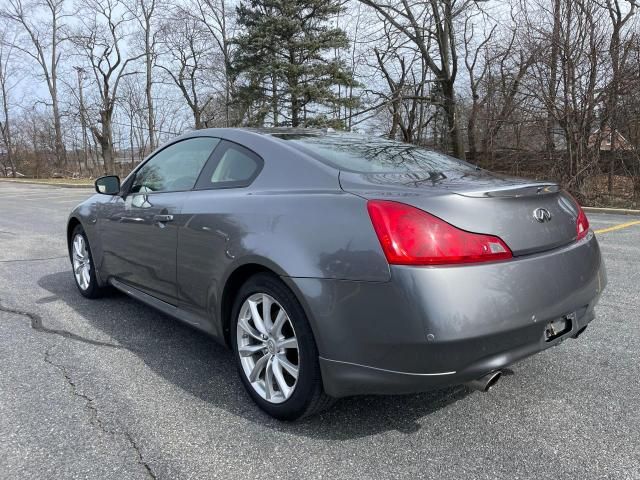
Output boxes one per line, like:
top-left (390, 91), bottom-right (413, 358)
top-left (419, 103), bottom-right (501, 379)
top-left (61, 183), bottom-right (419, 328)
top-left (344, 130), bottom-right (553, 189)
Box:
top-left (231, 273), bottom-right (334, 420)
top-left (69, 225), bottom-right (106, 299)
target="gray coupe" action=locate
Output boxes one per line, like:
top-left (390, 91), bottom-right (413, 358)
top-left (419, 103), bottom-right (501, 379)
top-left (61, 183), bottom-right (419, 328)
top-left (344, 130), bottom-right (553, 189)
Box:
top-left (67, 128), bottom-right (606, 420)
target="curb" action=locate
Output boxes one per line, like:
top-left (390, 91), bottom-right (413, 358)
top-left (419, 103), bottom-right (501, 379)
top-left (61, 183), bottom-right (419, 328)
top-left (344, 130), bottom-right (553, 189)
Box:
top-left (0, 179), bottom-right (93, 189)
top-left (583, 206), bottom-right (640, 216)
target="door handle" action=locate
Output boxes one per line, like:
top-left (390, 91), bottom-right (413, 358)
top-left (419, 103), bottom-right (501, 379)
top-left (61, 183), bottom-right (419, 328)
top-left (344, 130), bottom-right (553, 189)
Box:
top-left (153, 214), bottom-right (174, 223)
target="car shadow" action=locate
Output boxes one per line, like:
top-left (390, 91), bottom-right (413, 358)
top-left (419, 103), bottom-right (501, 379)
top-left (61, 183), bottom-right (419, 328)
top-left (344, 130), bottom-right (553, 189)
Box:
top-left (38, 270), bottom-right (471, 440)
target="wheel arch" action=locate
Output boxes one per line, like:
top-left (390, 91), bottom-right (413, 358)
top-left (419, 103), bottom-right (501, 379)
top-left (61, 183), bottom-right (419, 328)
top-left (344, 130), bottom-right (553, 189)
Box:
top-left (220, 263), bottom-right (276, 347)
top-left (66, 215), bottom-right (107, 287)
top-left (66, 217), bottom-right (82, 256)
top-left (219, 260), bottom-right (319, 350)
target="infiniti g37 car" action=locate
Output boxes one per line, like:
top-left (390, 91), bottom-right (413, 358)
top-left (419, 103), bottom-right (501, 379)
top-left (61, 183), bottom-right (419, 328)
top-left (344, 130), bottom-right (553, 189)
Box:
top-left (67, 128), bottom-right (606, 420)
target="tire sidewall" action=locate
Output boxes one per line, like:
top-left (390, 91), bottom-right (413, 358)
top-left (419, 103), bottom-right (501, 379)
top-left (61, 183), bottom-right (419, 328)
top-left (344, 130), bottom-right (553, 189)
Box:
top-left (231, 273), bottom-right (320, 420)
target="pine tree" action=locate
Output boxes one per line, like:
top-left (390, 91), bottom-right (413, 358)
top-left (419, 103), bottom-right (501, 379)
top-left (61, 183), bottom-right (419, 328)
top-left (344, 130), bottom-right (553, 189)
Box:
top-left (232, 0), bottom-right (358, 128)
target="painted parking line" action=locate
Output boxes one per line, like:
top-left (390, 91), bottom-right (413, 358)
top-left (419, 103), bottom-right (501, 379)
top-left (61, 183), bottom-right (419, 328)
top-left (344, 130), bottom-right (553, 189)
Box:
top-left (594, 220), bottom-right (640, 234)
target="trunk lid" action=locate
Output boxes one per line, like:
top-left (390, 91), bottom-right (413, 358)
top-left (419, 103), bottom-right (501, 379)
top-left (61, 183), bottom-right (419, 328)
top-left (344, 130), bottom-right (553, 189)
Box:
top-left (340, 170), bottom-right (581, 256)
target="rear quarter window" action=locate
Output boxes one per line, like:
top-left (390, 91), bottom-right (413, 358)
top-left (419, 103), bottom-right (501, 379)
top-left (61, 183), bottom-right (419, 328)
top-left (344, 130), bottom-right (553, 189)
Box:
top-left (195, 141), bottom-right (263, 190)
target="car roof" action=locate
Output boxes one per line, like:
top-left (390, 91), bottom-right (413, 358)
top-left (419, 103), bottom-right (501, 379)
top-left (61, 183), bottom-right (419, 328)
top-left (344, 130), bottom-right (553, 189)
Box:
top-left (245, 127), bottom-right (336, 137)
top-left (184, 127), bottom-right (335, 140)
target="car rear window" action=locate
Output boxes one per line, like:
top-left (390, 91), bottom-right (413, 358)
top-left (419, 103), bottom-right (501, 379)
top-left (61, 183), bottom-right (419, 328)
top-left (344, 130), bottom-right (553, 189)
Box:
top-left (274, 134), bottom-right (476, 174)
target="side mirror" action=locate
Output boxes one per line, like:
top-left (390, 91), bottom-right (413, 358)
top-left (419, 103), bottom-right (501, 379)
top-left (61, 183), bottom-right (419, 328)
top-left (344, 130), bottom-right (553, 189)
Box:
top-left (95, 175), bottom-right (120, 195)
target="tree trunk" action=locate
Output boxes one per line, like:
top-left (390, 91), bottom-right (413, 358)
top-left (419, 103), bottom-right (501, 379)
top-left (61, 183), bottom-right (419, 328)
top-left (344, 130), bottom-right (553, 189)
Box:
top-left (271, 76), bottom-right (278, 126)
top-left (389, 101), bottom-right (400, 140)
top-left (50, 12), bottom-right (66, 171)
top-left (52, 94), bottom-right (65, 170)
top-left (546, 0), bottom-right (561, 155)
top-left (442, 80), bottom-right (464, 159)
top-left (467, 99), bottom-right (478, 163)
top-left (288, 49), bottom-right (300, 127)
top-left (145, 27), bottom-right (155, 152)
top-left (1, 77), bottom-right (16, 177)
top-left (5, 146), bottom-right (16, 178)
top-left (97, 110), bottom-right (115, 175)
top-left (130, 117), bottom-right (136, 170)
top-left (193, 109), bottom-right (203, 130)
top-left (608, 27), bottom-right (621, 196)
top-left (291, 95), bottom-right (300, 127)
top-left (290, 71), bottom-right (300, 128)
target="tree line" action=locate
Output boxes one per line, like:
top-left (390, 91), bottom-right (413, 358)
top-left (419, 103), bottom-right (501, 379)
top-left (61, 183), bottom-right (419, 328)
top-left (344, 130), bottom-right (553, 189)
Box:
top-left (1, 0), bottom-right (639, 206)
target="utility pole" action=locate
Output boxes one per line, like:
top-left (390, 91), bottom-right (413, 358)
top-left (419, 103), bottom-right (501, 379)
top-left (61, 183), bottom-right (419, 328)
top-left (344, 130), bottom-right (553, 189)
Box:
top-left (75, 66), bottom-right (89, 174)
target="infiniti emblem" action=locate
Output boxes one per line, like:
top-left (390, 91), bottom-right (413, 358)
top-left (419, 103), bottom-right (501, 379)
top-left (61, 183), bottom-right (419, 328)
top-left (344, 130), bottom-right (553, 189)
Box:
top-left (533, 208), bottom-right (552, 223)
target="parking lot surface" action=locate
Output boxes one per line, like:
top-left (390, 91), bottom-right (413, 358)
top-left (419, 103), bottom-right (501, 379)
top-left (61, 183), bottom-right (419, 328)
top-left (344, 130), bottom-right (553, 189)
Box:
top-left (1, 182), bottom-right (639, 479)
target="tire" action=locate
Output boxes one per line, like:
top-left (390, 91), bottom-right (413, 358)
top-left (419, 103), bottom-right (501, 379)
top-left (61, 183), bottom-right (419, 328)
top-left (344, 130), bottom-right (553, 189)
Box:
top-left (69, 224), bottom-right (106, 299)
top-left (231, 273), bottom-right (334, 420)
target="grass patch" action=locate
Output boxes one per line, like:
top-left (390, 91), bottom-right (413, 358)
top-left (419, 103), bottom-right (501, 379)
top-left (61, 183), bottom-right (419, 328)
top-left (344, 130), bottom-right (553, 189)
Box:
top-left (0, 178), bottom-right (93, 187)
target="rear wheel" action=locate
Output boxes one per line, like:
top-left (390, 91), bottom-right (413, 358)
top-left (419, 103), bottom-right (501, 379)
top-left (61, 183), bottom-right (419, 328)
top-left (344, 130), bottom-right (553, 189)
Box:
top-left (231, 273), bottom-right (333, 420)
top-left (70, 225), bottom-right (106, 299)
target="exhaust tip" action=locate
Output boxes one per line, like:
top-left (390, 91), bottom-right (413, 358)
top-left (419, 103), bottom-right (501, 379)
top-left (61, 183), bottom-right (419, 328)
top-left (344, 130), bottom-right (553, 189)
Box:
top-left (465, 370), bottom-right (502, 392)
top-left (483, 370), bottom-right (502, 391)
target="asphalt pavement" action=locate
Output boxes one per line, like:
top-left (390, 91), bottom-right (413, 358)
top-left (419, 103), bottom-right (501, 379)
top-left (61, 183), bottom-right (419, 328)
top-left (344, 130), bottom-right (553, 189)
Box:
top-left (1, 182), bottom-right (639, 479)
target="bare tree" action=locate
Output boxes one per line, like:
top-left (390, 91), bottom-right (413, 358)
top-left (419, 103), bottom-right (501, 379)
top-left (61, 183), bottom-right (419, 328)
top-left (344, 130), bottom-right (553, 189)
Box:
top-left (191, 0), bottom-right (236, 126)
top-left (602, 0), bottom-right (638, 193)
top-left (345, 1), bottom-right (366, 130)
top-left (480, 23), bottom-right (536, 165)
top-left (120, 75), bottom-right (150, 168)
top-left (127, 0), bottom-right (162, 151)
top-left (0, 29), bottom-right (19, 177)
top-left (158, 14), bottom-right (216, 129)
top-left (463, 14), bottom-right (495, 161)
top-left (1, 0), bottom-right (68, 169)
top-left (543, 0), bottom-right (562, 156)
top-left (72, 0), bottom-right (143, 174)
top-left (358, 0), bottom-right (482, 159)
top-left (511, 0), bottom-right (608, 191)
top-left (370, 28), bottom-right (434, 144)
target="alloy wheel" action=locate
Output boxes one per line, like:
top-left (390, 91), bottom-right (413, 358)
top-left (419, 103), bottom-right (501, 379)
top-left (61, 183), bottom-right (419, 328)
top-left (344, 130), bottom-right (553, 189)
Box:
top-left (72, 233), bottom-right (91, 290)
top-left (236, 293), bottom-right (300, 404)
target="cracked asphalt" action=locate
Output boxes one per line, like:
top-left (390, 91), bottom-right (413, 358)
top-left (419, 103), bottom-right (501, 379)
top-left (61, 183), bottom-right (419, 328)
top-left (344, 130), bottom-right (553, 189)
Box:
top-left (1, 181), bottom-right (639, 479)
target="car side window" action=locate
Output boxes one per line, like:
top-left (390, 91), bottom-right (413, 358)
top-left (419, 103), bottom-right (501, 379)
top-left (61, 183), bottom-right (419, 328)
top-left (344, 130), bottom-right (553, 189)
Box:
top-left (131, 137), bottom-right (220, 193)
top-left (195, 141), bottom-right (263, 190)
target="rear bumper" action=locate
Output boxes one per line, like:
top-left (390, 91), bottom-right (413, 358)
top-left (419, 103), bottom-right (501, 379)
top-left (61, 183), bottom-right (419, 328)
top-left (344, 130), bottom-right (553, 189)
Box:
top-left (284, 232), bottom-right (606, 397)
top-left (318, 307), bottom-right (595, 396)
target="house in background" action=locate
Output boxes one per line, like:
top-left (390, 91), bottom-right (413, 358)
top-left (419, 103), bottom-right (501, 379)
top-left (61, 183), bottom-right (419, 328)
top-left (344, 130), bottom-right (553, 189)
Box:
top-left (588, 127), bottom-right (634, 151)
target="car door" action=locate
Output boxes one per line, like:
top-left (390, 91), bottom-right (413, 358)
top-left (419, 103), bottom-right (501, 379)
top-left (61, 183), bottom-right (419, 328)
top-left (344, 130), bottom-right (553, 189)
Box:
top-left (176, 140), bottom-right (264, 335)
top-left (100, 136), bottom-right (220, 305)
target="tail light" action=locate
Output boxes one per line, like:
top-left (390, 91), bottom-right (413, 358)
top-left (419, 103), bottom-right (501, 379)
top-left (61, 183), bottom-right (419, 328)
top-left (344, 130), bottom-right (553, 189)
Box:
top-left (567, 192), bottom-right (590, 241)
top-left (367, 200), bottom-right (512, 266)
top-left (575, 202), bottom-right (590, 241)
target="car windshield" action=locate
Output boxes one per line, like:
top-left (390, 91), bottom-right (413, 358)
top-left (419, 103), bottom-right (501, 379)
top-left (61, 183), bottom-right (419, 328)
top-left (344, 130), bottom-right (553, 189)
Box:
top-left (275, 133), bottom-right (477, 174)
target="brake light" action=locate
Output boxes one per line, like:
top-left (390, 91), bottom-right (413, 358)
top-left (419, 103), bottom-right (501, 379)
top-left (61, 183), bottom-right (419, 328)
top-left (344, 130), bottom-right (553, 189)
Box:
top-left (367, 200), bottom-right (512, 265)
top-left (567, 193), bottom-right (590, 241)
top-left (575, 203), bottom-right (590, 241)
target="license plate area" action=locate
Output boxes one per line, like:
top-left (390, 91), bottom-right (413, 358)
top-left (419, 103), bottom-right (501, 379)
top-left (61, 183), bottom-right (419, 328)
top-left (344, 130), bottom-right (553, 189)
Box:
top-left (544, 314), bottom-right (574, 342)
